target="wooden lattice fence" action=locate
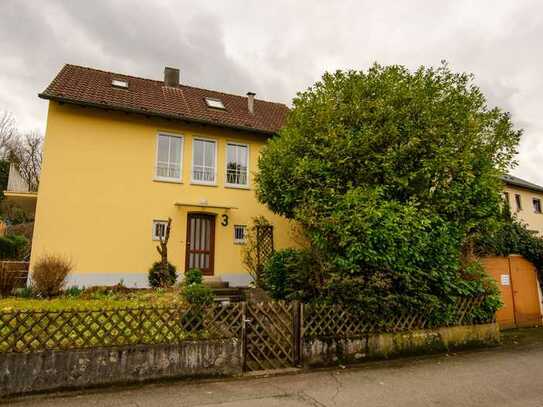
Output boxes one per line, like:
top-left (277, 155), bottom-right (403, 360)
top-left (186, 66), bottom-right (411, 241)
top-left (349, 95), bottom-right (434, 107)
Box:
top-left (244, 301), bottom-right (300, 371)
top-left (0, 296), bottom-right (491, 369)
top-left (0, 303), bottom-right (242, 353)
top-left (302, 296), bottom-right (488, 340)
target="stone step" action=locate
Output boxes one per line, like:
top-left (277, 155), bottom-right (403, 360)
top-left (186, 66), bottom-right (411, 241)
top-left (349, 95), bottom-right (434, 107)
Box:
top-left (211, 286), bottom-right (244, 302)
top-left (203, 277), bottom-right (230, 289)
top-left (214, 295), bottom-right (244, 303)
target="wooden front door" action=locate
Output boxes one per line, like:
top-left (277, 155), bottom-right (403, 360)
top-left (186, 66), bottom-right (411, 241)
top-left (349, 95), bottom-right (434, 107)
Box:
top-left (185, 213), bottom-right (215, 275)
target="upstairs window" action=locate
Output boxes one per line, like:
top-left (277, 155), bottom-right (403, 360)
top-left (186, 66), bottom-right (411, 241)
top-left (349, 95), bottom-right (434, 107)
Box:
top-left (155, 133), bottom-right (183, 181)
top-left (502, 192), bottom-right (510, 206)
top-left (226, 143), bottom-right (249, 187)
top-left (204, 97), bottom-right (225, 110)
top-left (192, 138), bottom-right (217, 184)
top-left (533, 198), bottom-right (542, 214)
top-left (515, 194), bottom-right (522, 211)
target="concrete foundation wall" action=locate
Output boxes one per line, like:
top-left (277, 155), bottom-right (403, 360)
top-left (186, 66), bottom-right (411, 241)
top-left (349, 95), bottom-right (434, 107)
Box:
top-left (0, 339), bottom-right (241, 397)
top-left (303, 323), bottom-right (500, 367)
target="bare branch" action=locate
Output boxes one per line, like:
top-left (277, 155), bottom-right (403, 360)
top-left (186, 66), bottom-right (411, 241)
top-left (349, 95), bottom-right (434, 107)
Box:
top-left (0, 110), bottom-right (16, 159)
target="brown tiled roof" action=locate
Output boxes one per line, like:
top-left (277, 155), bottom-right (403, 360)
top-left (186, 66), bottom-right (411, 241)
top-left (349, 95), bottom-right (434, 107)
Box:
top-left (39, 64), bottom-right (289, 135)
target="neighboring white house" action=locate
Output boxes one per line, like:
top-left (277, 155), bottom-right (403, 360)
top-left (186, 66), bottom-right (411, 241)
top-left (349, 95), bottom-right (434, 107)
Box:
top-left (3, 164), bottom-right (37, 218)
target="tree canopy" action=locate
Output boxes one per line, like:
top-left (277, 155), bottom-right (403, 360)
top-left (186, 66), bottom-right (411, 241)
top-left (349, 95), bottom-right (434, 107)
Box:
top-left (256, 63), bottom-right (520, 322)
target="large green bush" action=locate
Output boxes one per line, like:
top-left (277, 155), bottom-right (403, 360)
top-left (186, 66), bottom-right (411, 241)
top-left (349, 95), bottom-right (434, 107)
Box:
top-left (262, 248), bottom-right (317, 301)
top-left (256, 63), bottom-right (519, 322)
top-left (303, 189), bottom-right (500, 323)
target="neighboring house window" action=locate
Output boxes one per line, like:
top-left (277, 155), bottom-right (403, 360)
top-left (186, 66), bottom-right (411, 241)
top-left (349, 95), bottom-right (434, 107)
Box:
top-left (234, 225), bottom-right (247, 244)
top-left (226, 143), bottom-right (249, 187)
top-left (502, 192), bottom-right (510, 206)
top-left (533, 198), bottom-right (542, 214)
top-left (192, 138), bottom-right (217, 184)
top-left (155, 133), bottom-right (183, 181)
top-left (515, 194), bottom-right (522, 211)
top-left (152, 220), bottom-right (168, 240)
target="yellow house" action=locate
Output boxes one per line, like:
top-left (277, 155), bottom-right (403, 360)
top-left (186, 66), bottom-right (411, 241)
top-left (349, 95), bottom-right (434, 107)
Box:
top-left (31, 64), bottom-right (296, 287)
top-left (502, 174), bottom-right (543, 235)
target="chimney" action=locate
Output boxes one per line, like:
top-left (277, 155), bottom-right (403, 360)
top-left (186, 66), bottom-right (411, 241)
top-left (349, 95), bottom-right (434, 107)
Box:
top-left (247, 92), bottom-right (256, 114)
top-left (164, 67), bottom-right (180, 87)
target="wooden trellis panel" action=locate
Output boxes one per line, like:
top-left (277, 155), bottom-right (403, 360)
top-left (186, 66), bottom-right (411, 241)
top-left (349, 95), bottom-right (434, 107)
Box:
top-left (256, 225), bottom-right (274, 266)
top-left (0, 303), bottom-right (243, 353)
top-left (243, 301), bottom-right (300, 371)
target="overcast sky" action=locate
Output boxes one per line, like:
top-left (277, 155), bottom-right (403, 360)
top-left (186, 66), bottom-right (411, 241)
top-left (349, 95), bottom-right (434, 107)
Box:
top-left (1, 0), bottom-right (542, 183)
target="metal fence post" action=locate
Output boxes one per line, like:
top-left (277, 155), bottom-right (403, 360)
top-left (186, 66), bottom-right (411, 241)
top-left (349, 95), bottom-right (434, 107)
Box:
top-left (241, 301), bottom-right (248, 372)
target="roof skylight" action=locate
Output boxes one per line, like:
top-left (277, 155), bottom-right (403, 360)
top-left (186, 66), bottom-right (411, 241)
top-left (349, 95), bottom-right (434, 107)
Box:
top-left (204, 97), bottom-right (225, 110)
top-left (112, 79), bottom-right (128, 89)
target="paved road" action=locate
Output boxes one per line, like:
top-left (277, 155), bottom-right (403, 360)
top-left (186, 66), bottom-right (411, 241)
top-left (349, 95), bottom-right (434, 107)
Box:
top-left (8, 342), bottom-right (543, 407)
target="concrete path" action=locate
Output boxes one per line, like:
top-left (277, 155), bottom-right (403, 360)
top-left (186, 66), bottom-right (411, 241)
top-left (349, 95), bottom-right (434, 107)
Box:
top-left (8, 333), bottom-right (543, 407)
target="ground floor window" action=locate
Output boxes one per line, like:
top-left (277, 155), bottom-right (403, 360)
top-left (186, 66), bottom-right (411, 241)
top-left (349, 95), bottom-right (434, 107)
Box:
top-left (152, 220), bottom-right (168, 240)
top-left (234, 224), bottom-right (247, 244)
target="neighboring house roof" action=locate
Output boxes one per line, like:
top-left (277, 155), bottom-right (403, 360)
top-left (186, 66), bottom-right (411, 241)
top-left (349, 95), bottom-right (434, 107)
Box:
top-left (39, 64), bottom-right (289, 135)
top-left (502, 174), bottom-right (543, 193)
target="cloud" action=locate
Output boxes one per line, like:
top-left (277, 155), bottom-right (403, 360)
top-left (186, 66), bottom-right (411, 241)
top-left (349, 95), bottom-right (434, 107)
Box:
top-left (0, 0), bottom-right (542, 183)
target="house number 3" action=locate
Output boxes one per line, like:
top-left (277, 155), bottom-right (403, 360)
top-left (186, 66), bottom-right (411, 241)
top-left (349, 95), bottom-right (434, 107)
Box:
top-left (221, 214), bottom-right (229, 226)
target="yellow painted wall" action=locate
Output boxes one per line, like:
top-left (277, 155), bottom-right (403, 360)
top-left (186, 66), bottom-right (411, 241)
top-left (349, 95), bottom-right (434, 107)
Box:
top-left (30, 102), bottom-right (298, 287)
top-left (503, 185), bottom-right (543, 236)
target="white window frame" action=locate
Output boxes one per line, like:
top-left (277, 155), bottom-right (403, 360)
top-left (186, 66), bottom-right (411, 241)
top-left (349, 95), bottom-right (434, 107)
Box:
top-left (225, 142), bottom-right (250, 189)
top-left (204, 97), bottom-right (225, 110)
top-left (112, 79), bottom-right (129, 89)
top-left (152, 220), bottom-right (168, 241)
top-left (234, 225), bottom-right (247, 244)
top-left (154, 132), bottom-right (184, 183)
top-left (191, 137), bottom-right (218, 185)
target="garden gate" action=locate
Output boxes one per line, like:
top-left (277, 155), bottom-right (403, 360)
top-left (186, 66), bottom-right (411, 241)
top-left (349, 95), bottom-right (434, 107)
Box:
top-left (242, 301), bottom-right (301, 372)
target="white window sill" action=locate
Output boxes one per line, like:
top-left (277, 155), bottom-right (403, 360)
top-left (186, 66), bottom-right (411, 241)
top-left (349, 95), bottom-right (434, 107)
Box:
top-left (225, 184), bottom-right (250, 190)
top-left (190, 181), bottom-right (218, 187)
top-left (153, 177), bottom-right (182, 184)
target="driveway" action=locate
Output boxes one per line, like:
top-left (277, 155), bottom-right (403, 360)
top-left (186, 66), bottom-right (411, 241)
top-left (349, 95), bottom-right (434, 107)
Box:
top-left (8, 329), bottom-right (543, 407)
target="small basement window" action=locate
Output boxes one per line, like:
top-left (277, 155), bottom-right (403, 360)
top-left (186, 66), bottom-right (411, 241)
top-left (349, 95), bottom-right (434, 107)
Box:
top-left (112, 79), bottom-right (128, 89)
top-left (234, 225), bottom-right (247, 244)
top-left (204, 97), bottom-right (225, 110)
top-left (152, 220), bottom-right (168, 240)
